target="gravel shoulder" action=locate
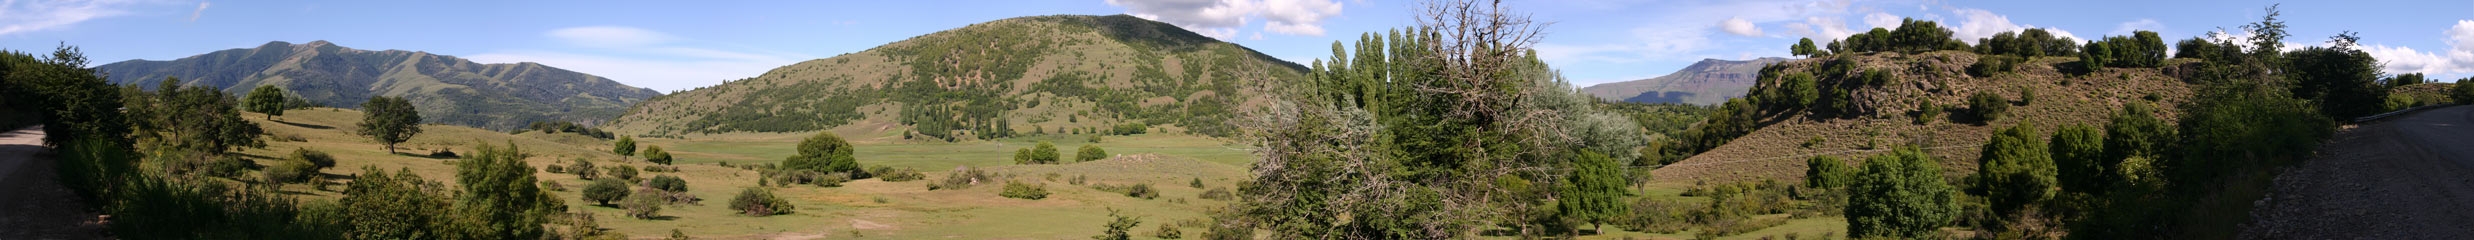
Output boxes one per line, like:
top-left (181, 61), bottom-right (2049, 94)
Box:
top-left (2240, 106), bottom-right (2474, 239)
top-left (0, 126), bottom-right (108, 239)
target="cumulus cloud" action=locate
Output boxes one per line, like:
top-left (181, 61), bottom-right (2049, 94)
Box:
top-left (1863, 12), bottom-right (1900, 30)
top-left (1104, 0), bottom-right (1342, 40)
top-left (1785, 16), bottom-right (1857, 41)
top-left (2350, 20), bottom-right (2474, 79)
top-left (2110, 19), bottom-right (2164, 36)
top-left (1720, 17), bottom-right (1763, 37)
top-left (0, 0), bottom-right (136, 36)
top-left (187, 1), bottom-right (209, 22)
top-left (1949, 8), bottom-right (2079, 43)
top-left (473, 26), bottom-right (811, 92)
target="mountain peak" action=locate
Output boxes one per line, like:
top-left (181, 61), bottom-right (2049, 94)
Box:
top-left (93, 41), bottom-right (662, 129)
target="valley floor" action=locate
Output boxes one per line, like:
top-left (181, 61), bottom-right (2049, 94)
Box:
top-left (2242, 105), bottom-right (2474, 239)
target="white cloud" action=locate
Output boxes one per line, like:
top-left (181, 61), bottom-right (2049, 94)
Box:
top-left (1863, 12), bottom-right (1900, 30)
top-left (1105, 0), bottom-right (1342, 40)
top-left (1785, 16), bottom-right (1857, 41)
top-left (1949, 8), bottom-right (2079, 44)
top-left (1720, 17), bottom-right (1762, 37)
top-left (2351, 20), bottom-right (2474, 79)
top-left (473, 27), bottom-right (811, 92)
top-left (547, 26), bottom-right (679, 48)
top-left (2110, 19), bottom-right (2164, 36)
top-left (187, 1), bottom-right (208, 22)
top-left (0, 0), bottom-right (136, 36)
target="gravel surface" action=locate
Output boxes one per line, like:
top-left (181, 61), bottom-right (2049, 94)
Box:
top-left (0, 126), bottom-right (108, 239)
top-left (2240, 106), bottom-right (2474, 239)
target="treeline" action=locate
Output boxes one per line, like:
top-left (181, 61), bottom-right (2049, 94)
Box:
top-left (524, 120), bottom-right (615, 139)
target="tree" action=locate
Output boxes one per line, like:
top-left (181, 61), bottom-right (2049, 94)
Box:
top-left (570, 159), bottom-right (600, 180)
top-left (1977, 123), bottom-right (2056, 218)
top-left (451, 142), bottom-right (556, 239)
top-left (1847, 147), bottom-right (1958, 239)
top-left (643, 145), bottom-right (673, 165)
top-left (2082, 41), bottom-right (2113, 70)
top-left (1014, 148), bottom-right (1036, 164)
top-left (1805, 155), bottom-right (1853, 188)
top-left (614, 136), bottom-right (637, 159)
top-left (2285, 37), bottom-right (2387, 119)
top-left (1075, 144), bottom-right (1108, 162)
top-left (1556, 150), bottom-right (1627, 232)
top-left (357, 96), bottom-right (422, 154)
top-left (1791, 38), bottom-right (1820, 57)
top-left (1781, 72), bottom-right (1819, 109)
top-left (340, 167), bottom-right (452, 239)
top-left (244, 85), bottom-right (286, 120)
top-left (2454, 78), bottom-right (2474, 105)
top-left (730, 187), bottom-right (796, 216)
top-left (2387, 73), bottom-right (2429, 88)
top-left (782, 132), bottom-right (859, 175)
top-left (1094, 208), bottom-right (1141, 240)
top-left (622, 188), bottom-right (664, 219)
top-left (650, 175), bottom-right (688, 192)
top-left (1968, 91), bottom-right (2009, 122)
top-left (583, 178), bottom-right (629, 206)
top-left (1032, 141), bottom-right (1062, 164)
top-left (2049, 124), bottom-right (2108, 194)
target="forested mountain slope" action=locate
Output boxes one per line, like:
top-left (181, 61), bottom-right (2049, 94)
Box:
top-left (94, 40), bottom-right (661, 130)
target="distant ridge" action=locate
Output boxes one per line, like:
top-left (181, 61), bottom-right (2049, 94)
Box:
top-left (94, 40), bottom-right (662, 130)
top-left (1580, 57), bottom-right (1789, 105)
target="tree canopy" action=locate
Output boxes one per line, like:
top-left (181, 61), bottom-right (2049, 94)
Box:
top-left (357, 96), bottom-right (422, 154)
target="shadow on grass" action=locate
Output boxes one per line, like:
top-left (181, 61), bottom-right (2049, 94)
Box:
top-left (393, 152), bottom-right (458, 160)
top-left (274, 120), bottom-right (335, 130)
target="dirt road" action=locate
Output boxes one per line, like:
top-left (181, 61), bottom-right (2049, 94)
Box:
top-left (0, 126), bottom-right (107, 239)
top-left (2241, 105), bottom-right (2474, 239)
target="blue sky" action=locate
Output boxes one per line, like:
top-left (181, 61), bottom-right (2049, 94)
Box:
top-left (2, 0), bottom-right (2469, 92)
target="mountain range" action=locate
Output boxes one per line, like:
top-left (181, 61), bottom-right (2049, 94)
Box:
top-left (603, 14), bottom-right (1307, 140)
top-left (1580, 57), bottom-right (1788, 105)
top-left (94, 40), bottom-right (661, 130)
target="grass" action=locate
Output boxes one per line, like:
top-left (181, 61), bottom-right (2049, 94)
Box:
top-left (240, 107), bottom-right (1257, 238)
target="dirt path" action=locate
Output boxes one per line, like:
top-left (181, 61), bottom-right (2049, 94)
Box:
top-left (0, 126), bottom-right (108, 239)
top-left (2241, 106), bottom-right (2474, 239)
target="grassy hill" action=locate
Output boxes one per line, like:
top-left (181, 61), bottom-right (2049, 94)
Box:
top-left (1581, 57), bottom-right (1790, 105)
top-left (1650, 51), bottom-right (2197, 184)
top-left (604, 15), bottom-right (1307, 140)
top-left (95, 41), bottom-right (661, 130)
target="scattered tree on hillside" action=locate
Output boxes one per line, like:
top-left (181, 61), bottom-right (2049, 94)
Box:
top-left (1557, 150), bottom-right (1628, 232)
top-left (128, 78), bottom-right (267, 155)
top-left (643, 145), bottom-right (673, 165)
top-left (1977, 123), bottom-right (2056, 220)
top-left (450, 142), bottom-right (558, 239)
top-left (1967, 91), bottom-right (2009, 122)
top-left (1791, 38), bottom-right (1821, 57)
top-left (2049, 124), bottom-right (2108, 194)
top-left (1846, 147), bottom-right (1958, 239)
top-left (244, 85), bottom-right (286, 120)
top-left (730, 187), bottom-right (795, 216)
top-left (583, 178), bottom-right (629, 206)
top-left (1095, 208), bottom-right (1142, 240)
top-left (1075, 144), bottom-right (1108, 162)
top-left (357, 96), bottom-right (422, 154)
top-left (614, 136), bottom-right (637, 159)
top-left (782, 132), bottom-right (860, 175)
top-left (340, 166), bottom-right (453, 239)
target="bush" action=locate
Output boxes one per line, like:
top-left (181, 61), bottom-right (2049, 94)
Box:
top-left (570, 159), bottom-right (600, 179)
top-left (782, 132), bottom-right (860, 176)
top-left (1000, 181), bottom-right (1049, 200)
top-left (729, 187), bottom-right (795, 216)
top-left (815, 172), bottom-right (851, 187)
top-left (545, 164), bottom-right (565, 174)
top-left (1076, 144), bottom-right (1109, 162)
top-left (929, 167), bottom-right (989, 190)
top-left (1189, 178), bottom-right (1205, 188)
top-left (204, 155), bottom-right (251, 178)
top-left (1969, 55), bottom-right (2022, 77)
top-left (622, 189), bottom-right (665, 219)
top-left (1804, 156), bottom-right (1852, 189)
top-left (2453, 81), bottom-right (2474, 105)
top-left (1095, 209), bottom-right (1141, 240)
top-left (1127, 183), bottom-right (1159, 199)
top-left (583, 178), bottom-right (630, 206)
top-left (643, 146), bottom-right (673, 165)
top-left (1915, 102), bottom-right (1944, 125)
top-left (1846, 147), bottom-right (1958, 238)
top-left (1976, 123), bottom-right (2055, 219)
top-left (609, 165), bottom-right (639, 180)
top-left (1199, 187), bottom-right (1235, 200)
top-left (648, 175), bottom-right (688, 193)
top-left (290, 148), bottom-right (336, 170)
top-left (873, 167), bottom-right (926, 182)
top-left (1151, 224), bottom-right (1184, 239)
top-left (1968, 91), bottom-right (2009, 122)
top-left (541, 181), bottom-right (567, 192)
top-left (2049, 124), bottom-right (2108, 194)
top-left (1780, 72), bottom-right (1819, 108)
top-left (264, 160), bottom-right (315, 183)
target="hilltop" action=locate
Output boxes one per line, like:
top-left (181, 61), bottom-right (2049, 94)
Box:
top-left (1581, 57), bottom-right (1789, 105)
top-left (94, 41), bottom-right (661, 130)
top-left (604, 15), bottom-right (1307, 140)
top-left (1650, 51), bottom-right (2197, 184)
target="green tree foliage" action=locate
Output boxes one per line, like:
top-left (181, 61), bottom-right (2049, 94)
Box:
top-left (650, 175), bottom-right (688, 193)
top-left (1014, 148), bottom-right (1038, 164)
top-left (1975, 28), bottom-right (2081, 57)
top-left (357, 96), bottom-right (422, 154)
top-left (643, 145), bottom-right (673, 165)
top-left (1967, 91), bottom-right (2009, 122)
top-left (2081, 41), bottom-right (2113, 70)
top-left (1846, 147), bottom-right (1958, 239)
top-left (782, 132), bottom-right (860, 175)
top-left (2083, 31), bottom-right (2170, 69)
top-left (2174, 37), bottom-right (2227, 60)
top-left (244, 85), bottom-right (286, 120)
top-left (1001, 181), bottom-right (1050, 199)
top-left (622, 188), bottom-right (664, 219)
top-left (2049, 124), bottom-right (2108, 194)
top-left (1805, 155), bottom-right (1854, 189)
top-left (128, 78), bottom-right (267, 155)
top-left (1790, 38), bottom-right (1821, 57)
top-left (341, 166), bottom-right (454, 239)
top-left (1557, 151), bottom-right (1628, 232)
top-left (2385, 72), bottom-right (2429, 88)
top-left (730, 187), bottom-right (796, 216)
top-left (583, 178), bottom-right (630, 206)
top-left (569, 159), bottom-right (600, 180)
top-left (2454, 78), bottom-right (2474, 105)
top-left (1887, 18), bottom-right (1957, 53)
top-left (614, 136), bottom-right (637, 158)
top-left (1976, 123), bottom-right (2056, 218)
top-left (1031, 141), bottom-right (1062, 164)
top-left (1779, 72), bottom-right (1819, 109)
top-left (451, 142), bottom-right (557, 239)
top-left (2104, 103), bottom-right (2175, 167)
top-left (2284, 35), bottom-right (2388, 119)
top-left (610, 165), bottom-right (640, 180)
top-left (1075, 144), bottom-right (1109, 162)
top-left (527, 120), bottom-right (615, 139)
top-left (1095, 209), bottom-right (1142, 240)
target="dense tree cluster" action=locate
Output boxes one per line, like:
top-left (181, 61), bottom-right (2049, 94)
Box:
top-left (1974, 28), bottom-right (2082, 57)
top-left (2081, 31), bottom-right (2170, 69)
top-left (527, 120), bottom-right (615, 139)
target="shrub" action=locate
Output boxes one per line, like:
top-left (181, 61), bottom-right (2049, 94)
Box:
top-left (2104, 103), bottom-right (2175, 171)
top-left (1000, 181), bottom-right (1049, 200)
top-left (570, 159), bottom-right (599, 179)
top-left (1152, 224), bottom-right (1184, 239)
top-left (929, 167), bottom-right (989, 190)
top-left (264, 160), bottom-right (314, 183)
top-left (622, 188), bottom-right (665, 219)
top-left (1804, 156), bottom-right (1853, 189)
top-left (730, 187), bottom-right (795, 216)
top-left (2018, 88), bottom-right (2037, 106)
top-left (1189, 178), bottom-right (1204, 188)
top-left (541, 181), bottom-right (567, 192)
top-left (1095, 209), bottom-right (1141, 240)
top-left (1013, 148), bottom-right (1036, 164)
top-left (1199, 187), bottom-right (1235, 200)
top-left (2049, 124), bottom-right (2108, 194)
top-left (815, 172), bottom-right (851, 187)
top-left (1076, 144), bottom-right (1109, 162)
top-left (1780, 72), bottom-right (1819, 108)
top-left (874, 167), bottom-right (926, 182)
top-left (1968, 91), bottom-right (2008, 122)
top-left (1846, 148), bottom-right (1958, 239)
top-left (583, 178), bottom-right (630, 206)
top-left (1127, 183), bottom-right (1159, 199)
top-left (609, 165), bottom-right (640, 180)
top-left (290, 148), bottom-right (336, 170)
top-left (782, 132), bottom-right (860, 176)
top-left (648, 175), bottom-right (688, 193)
top-left (1969, 55), bottom-right (2022, 77)
top-left (1031, 142), bottom-right (1061, 164)
top-left (204, 155), bottom-right (251, 178)
top-left (1915, 102), bottom-right (1944, 125)
top-left (2454, 81), bottom-right (2474, 105)
top-left (643, 146), bottom-right (673, 165)
top-left (545, 164), bottom-right (565, 174)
